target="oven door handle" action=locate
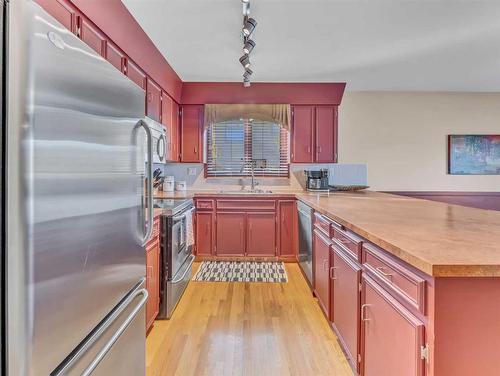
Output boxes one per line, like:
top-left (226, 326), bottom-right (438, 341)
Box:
top-left (171, 255), bottom-right (195, 284)
top-left (172, 206), bottom-right (195, 223)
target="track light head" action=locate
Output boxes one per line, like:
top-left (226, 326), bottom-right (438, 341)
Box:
top-left (243, 39), bottom-right (255, 54)
top-left (242, 18), bottom-right (257, 37)
top-left (243, 68), bottom-right (253, 79)
top-left (239, 55), bottom-right (251, 69)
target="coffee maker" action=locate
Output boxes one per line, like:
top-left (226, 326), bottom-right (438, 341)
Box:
top-left (304, 169), bottom-right (329, 191)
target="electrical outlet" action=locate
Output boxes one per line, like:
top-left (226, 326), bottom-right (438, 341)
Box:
top-left (187, 167), bottom-right (197, 176)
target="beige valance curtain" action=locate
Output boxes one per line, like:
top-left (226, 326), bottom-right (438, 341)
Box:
top-left (204, 104), bottom-right (291, 131)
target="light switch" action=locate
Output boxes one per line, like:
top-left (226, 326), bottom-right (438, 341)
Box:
top-left (188, 167), bottom-right (197, 176)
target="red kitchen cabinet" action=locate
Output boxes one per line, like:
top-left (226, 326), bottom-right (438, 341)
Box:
top-left (279, 200), bottom-right (296, 259)
top-left (291, 105), bottom-right (338, 163)
top-left (125, 59), bottom-right (147, 90)
top-left (171, 101), bottom-right (180, 162)
top-left (195, 212), bottom-right (213, 256)
top-left (106, 41), bottom-right (125, 73)
top-left (246, 212), bottom-right (276, 256)
top-left (313, 228), bottom-right (331, 318)
top-left (161, 93), bottom-right (180, 162)
top-left (291, 106), bottom-right (314, 163)
top-left (146, 78), bottom-right (162, 122)
top-left (216, 212), bottom-right (246, 256)
top-left (146, 238), bottom-right (160, 332)
top-left (37, 0), bottom-right (78, 34)
top-left (77, 15), bottom-right (106, 56)
top-left (181, 105), bottom-right (203, 162)
top-left (315, 106), bottom-right (337, 163)
top-left (332, 244), bottom-right (362, 373)
top-left (361, 274), bottom-right (425, 376)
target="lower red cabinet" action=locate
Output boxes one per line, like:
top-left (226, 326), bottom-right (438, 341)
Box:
top-left (246, 212), bottom-right (276, 256)
top-left (313, 228), bottom-right (331, 318)
top-left (195, 212), bottom-right (213, 256)
top-left (216, 212), bottom-right (246, 256)
top-left (278, 200), bottom-right (296, 259)
top-left (145, 237), bottom-right (160, 332)
top-left (361, 274), bottom-right (425, 376)
top-left (331, 244), bottom-right (362, 373)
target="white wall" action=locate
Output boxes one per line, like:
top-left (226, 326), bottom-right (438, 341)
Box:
top-left (339, 92), bottom-right (500, 191)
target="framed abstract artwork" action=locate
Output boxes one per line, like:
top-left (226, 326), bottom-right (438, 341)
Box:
top-left (448, 135), bottom-right (500, 175)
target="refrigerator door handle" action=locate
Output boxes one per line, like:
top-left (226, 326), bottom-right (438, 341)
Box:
top-left (80, 288), bottom-right (148, 376)
top-left (133, 119), bottom-right (154, 245)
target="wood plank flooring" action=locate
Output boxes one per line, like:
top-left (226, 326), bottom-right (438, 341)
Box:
top-left (146, 262), bottom-right (354, 376)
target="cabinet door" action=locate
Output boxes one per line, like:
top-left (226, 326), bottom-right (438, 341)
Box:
top-left (313, 229), bottom-right (331, 318)
top-left (77, 16), bottom-right (106, 56)
top-left (332, 245), bottom-right (362, 373)
top-left (146, 238), bottom-right (160, 332)
top-left (161, 93), bottom-right (174, 161)
top-left (216, 212), bottom-right (245, 256)
top-left (106, 41), bottom-right (125, 73)
top-left (37, 0), bottom-right (78, 33)
top-left (291, 106), bottom-right (314, 163)
top-left (196, 212), bottom-right (213, 256)
top-left (279, 200), bottom-right (296, 258)
top-left (315, 106), bottom-right (337, 163)
top-left (361, 274), bottom-right (425, 376)
top-left (125, 59), bottom-right (147, 90)
top-left (146, 79), bottom-right (162, 122)
top-left (246, 212), bottom-right (276, 257)
top-left (171, 101), bottom-right (180, 162)
top-left (181, 105), bottom-right (203, 162)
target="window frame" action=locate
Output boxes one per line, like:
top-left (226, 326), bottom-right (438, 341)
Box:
top-left (204, 120), bottom-right (290, 178)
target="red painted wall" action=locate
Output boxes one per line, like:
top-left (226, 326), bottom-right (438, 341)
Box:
top-left (68, 0), bottom-right (183, 102)
top-left (181, 82), bottom-right (346, 105)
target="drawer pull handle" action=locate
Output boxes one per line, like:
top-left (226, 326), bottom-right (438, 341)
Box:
top-left (361, 304), bottom-right (372, 322)
top-left (330, 266), bottom-right (338, 280)
top-left (376, 266), bottom-right (393, 281)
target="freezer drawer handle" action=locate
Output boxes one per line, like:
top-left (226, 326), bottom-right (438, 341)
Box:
top-left (81, 288), bottom-right (149, 376)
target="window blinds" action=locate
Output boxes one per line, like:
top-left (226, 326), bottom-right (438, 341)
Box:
top-left (206, 121), bottom-right (289, 177)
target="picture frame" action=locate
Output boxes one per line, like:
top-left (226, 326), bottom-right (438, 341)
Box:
top-left (448, 135), bottom-right (500, 175)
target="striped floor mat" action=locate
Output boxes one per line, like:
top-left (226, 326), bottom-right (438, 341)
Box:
top-left (192, 261), bottom-right (288, 283)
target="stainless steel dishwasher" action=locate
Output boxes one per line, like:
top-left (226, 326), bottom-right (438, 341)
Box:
top-left (297, 201), bottom-right (313, 287)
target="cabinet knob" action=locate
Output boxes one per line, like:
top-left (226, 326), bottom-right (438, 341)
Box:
top-left (361, 304), bottom-right (372, 322)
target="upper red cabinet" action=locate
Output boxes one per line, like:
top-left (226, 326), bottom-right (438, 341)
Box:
top-left (125, 59), bottom-right (147, 90)
top-left (77, 16), bottom-right (106, 56)
top-left (146, 79), bottom-right (162, 122)
top-left (180, 105), bottom-right (203, 163)
top-left (106, 41), bottom-right (126, 74)
top-left (291, 105), bottom-right (338, 163)
top-left (37, 0), bottom-right (78, 33)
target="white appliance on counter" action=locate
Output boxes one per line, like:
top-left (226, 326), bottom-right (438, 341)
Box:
top-left (4, 1), bottom-right (153, 375)
top-left (144, 117), bottom-right (167, 164)
top-left (164, 176), bottom-right (175, 192)
top-left (175, 181), bottom-right (187, 192)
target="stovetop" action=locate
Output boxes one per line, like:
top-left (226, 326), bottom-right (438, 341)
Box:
top-left (153, 198), bottom-right (193, 216)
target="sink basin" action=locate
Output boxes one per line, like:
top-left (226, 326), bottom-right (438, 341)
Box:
top-left (218, 189), bottom-right (273, 194)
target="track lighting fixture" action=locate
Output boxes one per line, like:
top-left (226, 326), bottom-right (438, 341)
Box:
top-left (243, 39), bottom-right (255, 55)
top-left (242, 18), bottom-right (257, 37)
top-left (239, 55), bottom-right (251, 69)
top-left (240, 0), bottom-right (257, 87)
top-left (243, 68), bottom-right (253, 79)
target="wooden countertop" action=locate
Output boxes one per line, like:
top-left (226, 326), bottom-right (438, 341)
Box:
top-left (296, 191), bottom-right (500, 277)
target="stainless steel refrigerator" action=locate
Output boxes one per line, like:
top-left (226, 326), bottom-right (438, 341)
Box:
top-left (3, 1), bottom-right (154, 375)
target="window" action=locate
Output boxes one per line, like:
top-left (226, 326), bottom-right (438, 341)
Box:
top-left (206, 120), bottom-right (289, 177)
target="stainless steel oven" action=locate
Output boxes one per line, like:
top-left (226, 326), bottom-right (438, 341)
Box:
top-left (154, 198), bottom-right (195, 319)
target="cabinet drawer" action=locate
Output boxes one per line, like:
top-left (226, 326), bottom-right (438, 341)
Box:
top-left (332, 227), bottom-right (362, 262)
top-left (196, 199), bottom-right (214, 210)
top-left (363, 243), bottom-right (426, 314)
top-left (216, 199), bottom-right (276, 211)
top-left (313, 212), bottom-right (331, 237)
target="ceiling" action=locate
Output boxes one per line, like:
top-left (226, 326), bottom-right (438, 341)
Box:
top-left (122, 0), bottom-right (500, 91)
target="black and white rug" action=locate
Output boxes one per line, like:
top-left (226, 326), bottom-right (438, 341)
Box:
top-left (192, 261), bottom-right (288, 283)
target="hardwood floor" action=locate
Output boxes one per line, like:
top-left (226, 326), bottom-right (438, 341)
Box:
top-left (146, 262), bottom-right (354, 376)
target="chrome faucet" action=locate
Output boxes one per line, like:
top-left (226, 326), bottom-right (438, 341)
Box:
top-left (250, 160), bottom-right (258, 191)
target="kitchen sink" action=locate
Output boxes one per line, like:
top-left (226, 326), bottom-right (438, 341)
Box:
top-left (218, 189), bottom-right (273, 194)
